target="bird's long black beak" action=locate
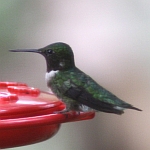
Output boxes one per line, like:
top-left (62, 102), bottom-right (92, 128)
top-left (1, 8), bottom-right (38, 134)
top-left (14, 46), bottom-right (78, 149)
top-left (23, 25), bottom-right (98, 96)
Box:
top-left (9, 49), bottom-right (40, 53)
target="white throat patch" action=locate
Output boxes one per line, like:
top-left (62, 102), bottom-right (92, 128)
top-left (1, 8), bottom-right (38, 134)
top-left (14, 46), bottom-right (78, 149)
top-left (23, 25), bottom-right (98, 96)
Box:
top-left (45, 70), bottom-right (59, 83)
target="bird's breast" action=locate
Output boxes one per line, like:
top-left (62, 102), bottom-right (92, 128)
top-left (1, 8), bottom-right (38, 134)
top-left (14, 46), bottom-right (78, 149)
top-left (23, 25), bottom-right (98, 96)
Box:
top-left (45, 70), bottom-right (59, 84)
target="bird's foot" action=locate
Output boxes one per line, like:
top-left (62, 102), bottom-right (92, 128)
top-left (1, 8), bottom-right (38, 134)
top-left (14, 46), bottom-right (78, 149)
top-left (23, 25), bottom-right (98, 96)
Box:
top-left (53, 109), bottom-right (68, 114)
top-left (53, 109), bottom-right (80, 118)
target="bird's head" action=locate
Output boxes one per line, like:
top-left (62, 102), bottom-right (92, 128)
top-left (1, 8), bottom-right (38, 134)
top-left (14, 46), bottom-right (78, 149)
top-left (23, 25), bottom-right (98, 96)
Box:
top-left (10, 42), bottom-right (75, 72)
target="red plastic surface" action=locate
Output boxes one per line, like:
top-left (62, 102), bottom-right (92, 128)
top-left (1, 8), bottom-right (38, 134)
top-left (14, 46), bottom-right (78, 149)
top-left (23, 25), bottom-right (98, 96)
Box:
top-left (0, 82), bottom-right (95, 149)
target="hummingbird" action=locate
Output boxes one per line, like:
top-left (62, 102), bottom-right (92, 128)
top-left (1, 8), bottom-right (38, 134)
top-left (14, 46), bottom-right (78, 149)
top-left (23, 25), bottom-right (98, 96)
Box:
top-left (10, 42), bottom-right (142, 115)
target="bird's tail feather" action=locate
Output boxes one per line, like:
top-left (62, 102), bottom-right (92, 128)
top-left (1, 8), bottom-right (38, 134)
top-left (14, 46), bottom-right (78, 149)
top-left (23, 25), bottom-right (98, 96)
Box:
top-left (126, 105), bottom-right (142, 111)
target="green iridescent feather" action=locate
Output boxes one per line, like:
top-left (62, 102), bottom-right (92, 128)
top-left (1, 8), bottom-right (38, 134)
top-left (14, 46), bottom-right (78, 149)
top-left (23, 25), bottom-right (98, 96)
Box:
top-left (47, 67), bottom-right (131, 112)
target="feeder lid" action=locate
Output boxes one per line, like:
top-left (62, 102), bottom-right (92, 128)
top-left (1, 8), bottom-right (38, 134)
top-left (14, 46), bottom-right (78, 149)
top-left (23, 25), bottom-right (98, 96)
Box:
top-left (0, 82), bottom-right (65, 120)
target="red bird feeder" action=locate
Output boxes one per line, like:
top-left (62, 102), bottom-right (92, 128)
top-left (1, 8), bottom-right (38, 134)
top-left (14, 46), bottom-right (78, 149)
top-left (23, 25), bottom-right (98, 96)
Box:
top-left (0, 82), bottom-right (95, 149)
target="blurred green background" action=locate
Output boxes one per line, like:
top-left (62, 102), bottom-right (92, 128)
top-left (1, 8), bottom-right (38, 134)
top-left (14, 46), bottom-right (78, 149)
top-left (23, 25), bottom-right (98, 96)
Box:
top-left (0, 0), bottom-right (149, 150)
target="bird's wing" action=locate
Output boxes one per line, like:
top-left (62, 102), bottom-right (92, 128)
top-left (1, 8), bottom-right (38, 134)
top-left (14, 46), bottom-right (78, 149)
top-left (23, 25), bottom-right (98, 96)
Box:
top-left (63, 68), bottom-right (141, 114)
top-left (64, 85), bottom-right (124, 114)
top-left (63, 69), bottom-right (125, 114)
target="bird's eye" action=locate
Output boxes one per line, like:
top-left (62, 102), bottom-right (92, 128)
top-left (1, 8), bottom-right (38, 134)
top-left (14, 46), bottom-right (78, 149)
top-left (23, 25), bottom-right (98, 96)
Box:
top-left (46, 49), bottom-right (53, 55)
